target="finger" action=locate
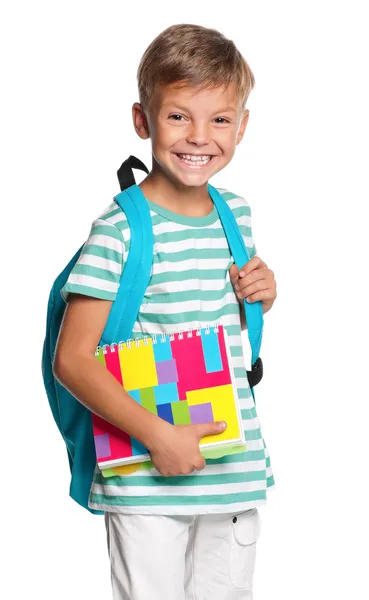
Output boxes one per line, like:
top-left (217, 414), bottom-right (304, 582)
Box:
top-left (193, 456), bottom-right (206, 471)
top-left (193, 421), bottom-right (227, 440)
top-left (229, 264), bottom-right (239, 286)
top-left (245, 289), bottom-right (271, 303)
top-left (240, 256), bottom-right (267, 278)
top-left (235, 268), bottom-right (268, 293)
top-left (237, 278), bottom-right (270, 300)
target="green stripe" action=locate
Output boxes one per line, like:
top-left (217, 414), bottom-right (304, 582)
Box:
top-left (153, 248), bottom-right (232, 263)
top-left (237, 224), bottom-right (253, 238)
top-left (206, 448), bottom-right (265, 464)
top-left (82, 244), bottom-right (123, 264)
top-left (151, 213), bottom-right (166, 227)
top-left (144, 284), bottom-right (234, 305)
top-left (95, 470), bottom-right (266, 487)
top-left (230, 205), bottom-right (252, 218)
top-left (90, 489), bottom-right (266, 507)
top-left (267, 475), bottom-right (275, 487)
top-left (245, 428), bottom-right (262, 441)
top-left (152, 231), bottom-right (254, 255)
top-left (238, 388), bottom-right (252, 399)
top-left (220, 191), bottom-right (241, 202)
top-left (241, 407), bottom-right (257, 420)
top-left (62, 283), bottom-right (116, 301)
top-left (139, 303), bottom-right (240, 326)
top-left (155, 227), bottom-right (232, 244)
top-left (90, 224), bottom-right (123, 241)
top-left (72, 264), bottom-right (120, 284)
top-left (234, 367), bottom-right (247, 378)
top-left (230, 346), bottom-right (244, 358)
top-left (149, 268), bottom-right (234, 285)
top-left (102, 207), bottom-right (124, 220)
top-left (226, 325), bottom-right (243, 337)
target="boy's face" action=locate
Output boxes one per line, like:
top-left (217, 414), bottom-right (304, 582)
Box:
top-left (133, 82), bottom-right (249, 188)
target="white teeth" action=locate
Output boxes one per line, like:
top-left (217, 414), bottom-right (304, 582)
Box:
top-left (178, 154), bottom-right (212, 160)
top-left (177, 153), bottom-right (212, 167)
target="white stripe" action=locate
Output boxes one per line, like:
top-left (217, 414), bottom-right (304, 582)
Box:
top-left (146, 278), bottom-right (230, 294)
top-left (133, 313), bottom-right (234, 335)
top-left (239, 397), bottom-right (257, 410)
top-left (119, 459), bottom-right (266, 478)
top-left (150, 257), bottom-right (231, 274)
top-left (231, 356), bottom-right (249, 369)
top-left (241, 418), bottom-right (261, 431)
top-left (141, 294), bottom-right (236, 315)
top-left (133, 313), bottom-right (244, 333)
top-left (88, 499), bottom-right (267, 515)
top-left (230, 439), bottom-right (264, 452)
top-left (108, 212), bottom-right (129, 227)
top-left (227, 197), bottom-right (251, 212)
top-left (149, 219), bottom-right (224, 236)
top-left (67, 273), bottom-right (118, 293)
top-left (85, 234), bottom-right (124, 253)
top-left (154, 237), bottom-right (231, 254)
top-left (78, 253), bottom-right (122, 275)
top-left (90, 478), bottom-right (266, 498)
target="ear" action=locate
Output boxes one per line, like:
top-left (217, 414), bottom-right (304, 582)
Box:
top-left (132, 103), bottom-right (150, 139)
top-left (236, 109), bottom-right (249, 145)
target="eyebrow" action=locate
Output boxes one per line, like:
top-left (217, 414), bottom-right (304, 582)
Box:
top-left (161, 103), bottom-right (237, 114)
top-left (213, 106), bottom-right (237, 113)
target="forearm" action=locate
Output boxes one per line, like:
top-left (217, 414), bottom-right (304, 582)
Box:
top-left (53, 354), bottom-right (170, 451)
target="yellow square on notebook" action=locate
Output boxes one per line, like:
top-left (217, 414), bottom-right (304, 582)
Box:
top-left (186, 384), bottom-right (240, 444)
top-left (118, 338), bottom-right (158, 391)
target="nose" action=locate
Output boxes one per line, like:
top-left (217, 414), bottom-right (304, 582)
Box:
top-left (186, 121), bottom-right (211, 147)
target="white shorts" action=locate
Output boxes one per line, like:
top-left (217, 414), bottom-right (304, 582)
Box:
top-left (105, 508), bottom-right (261, 600)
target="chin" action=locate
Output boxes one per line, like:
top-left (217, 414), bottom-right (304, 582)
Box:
top-left (166, 153), bottom-right (223, 187)
top-left (174, 171), bottom-right (211, 188)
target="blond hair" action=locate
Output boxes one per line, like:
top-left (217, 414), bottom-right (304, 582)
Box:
top-left (137, 24), bottom-right (255, 110)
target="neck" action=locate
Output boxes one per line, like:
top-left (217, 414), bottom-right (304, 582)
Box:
top-left (139, 158), bottom-right (213, 218)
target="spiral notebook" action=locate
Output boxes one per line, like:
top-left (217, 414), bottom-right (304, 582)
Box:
top-left (93, 324), bottom-right (245, 475)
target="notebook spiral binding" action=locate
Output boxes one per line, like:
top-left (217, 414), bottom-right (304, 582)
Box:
top-left (95, 322), bottom-right (221, 355)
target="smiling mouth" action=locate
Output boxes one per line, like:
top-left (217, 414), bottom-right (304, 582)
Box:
top-left (175, 153), bottom-right (214, 168)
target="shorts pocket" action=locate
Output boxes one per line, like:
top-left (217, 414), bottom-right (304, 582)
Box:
top-left (229, 508), bottom-right (261, 589)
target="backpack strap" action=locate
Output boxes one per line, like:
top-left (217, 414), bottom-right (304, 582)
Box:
top-left (207, 184), bottom-right (264, 367)
top-left (117, 156), bottom-right (149, 191)
top-left (99, 187), bottom-right (154, 346)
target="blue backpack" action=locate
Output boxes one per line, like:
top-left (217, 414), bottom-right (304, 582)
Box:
top-left (41, 156), bottom-right (264, 515)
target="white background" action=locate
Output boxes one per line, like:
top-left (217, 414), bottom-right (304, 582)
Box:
top-left (1, 1), bottom-right (368, 598)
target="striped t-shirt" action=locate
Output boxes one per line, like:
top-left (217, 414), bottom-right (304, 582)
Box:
top-left (62, 187), bottom-right (275, 515)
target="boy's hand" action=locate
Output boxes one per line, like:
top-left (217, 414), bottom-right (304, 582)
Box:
top-left (230, 256), bottom-right (277, 314)
top-left (147, 421), bottom-right (227, 477)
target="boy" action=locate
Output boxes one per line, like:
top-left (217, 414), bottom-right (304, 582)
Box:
top-left (54, 23), bottom-right (277, 600)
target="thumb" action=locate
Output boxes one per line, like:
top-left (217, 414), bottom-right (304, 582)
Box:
top-left (229, 263), bottom-right (239, 285)
top-left (193, 421), bottom-right (227, 440)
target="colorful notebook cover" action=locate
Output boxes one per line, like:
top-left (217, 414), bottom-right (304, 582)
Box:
top-left (92, 324), bottom-right (245, 473)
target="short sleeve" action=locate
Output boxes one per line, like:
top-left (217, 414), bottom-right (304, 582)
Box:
top-left (61, 218), bottom-right (125, 302)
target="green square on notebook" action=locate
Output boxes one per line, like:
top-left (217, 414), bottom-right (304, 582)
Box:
top-left (172, 400), bottom-right (191, 425)
top-left (140, 388), bottom-right (157, 415)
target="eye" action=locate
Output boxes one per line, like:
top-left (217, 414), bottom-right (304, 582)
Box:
top-left (169, 114), bottom-right (185, 121)
top-left (214, 117), bottom-right (230, 124)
